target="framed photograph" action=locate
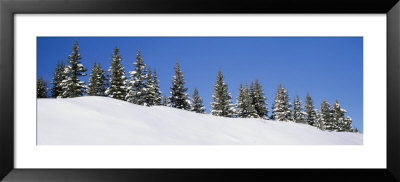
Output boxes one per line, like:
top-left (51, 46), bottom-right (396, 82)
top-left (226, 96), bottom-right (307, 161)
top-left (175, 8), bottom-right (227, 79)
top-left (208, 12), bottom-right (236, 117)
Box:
top-left (1, 0), bottom-right (399, 181)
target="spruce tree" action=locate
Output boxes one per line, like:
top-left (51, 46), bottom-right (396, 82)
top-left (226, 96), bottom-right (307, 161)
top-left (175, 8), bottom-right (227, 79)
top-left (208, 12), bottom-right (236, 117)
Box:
top-left (282, 87), bottom-right (292, 120)
top-left (236, 83), bottom-right (258, 118)
top-left (191, 88), bottom-right (205, 113)
top-left (144, 67), bottom-right (156, 106)
top-left (331, 100), bottom-right (353, 132)
top-left (244, 86), bottom-right (258, 118)
top-left (210, 70), bottom-right (235, 117)
top-left (236, 83), bottom-right (246, 117)
top-left (51, 61), bottom-right (66, 98)
top-left (37, 77), bottom-right (48, 98)
top-left (304, 93), bottom-right (318, 126)
top-left (143, 68), bottom-right (163, 106)
top-left (105, 46), bottom-right (127, 100)
top-left (59, 41), bottom-right (87, 98)
top-left (315, 110), bottom-right (324, 130)
top-left (343, 116), bottom-right (353, 132)
top-left (250, 80), bottom-right (268, 118)
top-left (292, 94), bottom-right (304, 123)
top-left (320, 100), bottom-right (334, 131)
top-left (126, 50), bottom-right (148, 105)
top-left (87, 61), bottom-right (107, 96)
top-left (152, 69), bottom-right (162, 105)
top-left (271, 84), bottom-right (291, 121)
top-left (167, 61), bottom-right (191, 110)
top-left (331, 100), bottom-right (344, 131)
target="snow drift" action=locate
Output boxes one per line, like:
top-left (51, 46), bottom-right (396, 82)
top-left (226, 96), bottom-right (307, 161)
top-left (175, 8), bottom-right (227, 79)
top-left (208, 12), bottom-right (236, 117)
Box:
top-left (37, 96), bottom-right (362, 145)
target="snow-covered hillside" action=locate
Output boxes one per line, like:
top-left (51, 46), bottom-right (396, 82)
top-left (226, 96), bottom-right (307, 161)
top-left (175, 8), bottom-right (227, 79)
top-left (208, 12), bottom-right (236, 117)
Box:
top-left (37, 96), bottom-right (362, 145)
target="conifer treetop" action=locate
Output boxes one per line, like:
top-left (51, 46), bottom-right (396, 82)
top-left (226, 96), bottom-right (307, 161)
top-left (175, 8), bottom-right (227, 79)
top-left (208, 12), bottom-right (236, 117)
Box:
top-left (60, 41), bottom-right (87, 98)
top-left (105, 46), bottom-right (127, 100)
top-left (210, 70), bottom-right (235, 117)
top-left (168, 61), bottom-right (191, 110)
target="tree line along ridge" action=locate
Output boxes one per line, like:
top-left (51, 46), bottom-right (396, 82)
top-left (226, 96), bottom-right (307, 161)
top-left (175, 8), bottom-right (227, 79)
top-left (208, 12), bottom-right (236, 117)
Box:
top-left (36, 41), bottom-right (359, 133)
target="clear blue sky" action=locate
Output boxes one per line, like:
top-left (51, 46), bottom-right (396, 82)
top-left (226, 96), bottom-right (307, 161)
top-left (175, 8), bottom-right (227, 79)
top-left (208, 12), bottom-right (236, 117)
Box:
top-left (37, 37), bottom-right (363, 132)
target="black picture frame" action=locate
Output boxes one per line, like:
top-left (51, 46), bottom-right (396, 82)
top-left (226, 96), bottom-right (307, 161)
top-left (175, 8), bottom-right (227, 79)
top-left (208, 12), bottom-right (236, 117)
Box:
top-left (1, 0), bottom-right (399, 181)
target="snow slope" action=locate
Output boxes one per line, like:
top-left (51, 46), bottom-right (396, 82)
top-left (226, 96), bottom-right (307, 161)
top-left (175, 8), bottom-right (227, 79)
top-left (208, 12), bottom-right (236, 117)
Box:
top-left (37, 96), bottom-right (363, 145)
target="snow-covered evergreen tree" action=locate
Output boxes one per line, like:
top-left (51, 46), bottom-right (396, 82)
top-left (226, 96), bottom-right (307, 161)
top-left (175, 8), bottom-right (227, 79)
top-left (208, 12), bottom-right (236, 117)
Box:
top-left (304, 93), bottom-right (317, 126)
top-left (87, 61), bottom-right (107, 96)
top-left (51, 61), bottom-right (66, 98)
top-left (236, 83), bottom-right (258, 118)
top-left (331, 100), bottom-right (353, 132)
top-left (319, 100), bottom-right (334, 131)
top-left (152, 69), bottom-right (162, 105)
top-left (271, 84), bottom-right (292, 121)
top-left (37, 77), bottom-right (48, 98)
top-left (315, 110), bottom-right (324, 130)
top-left (250, 80), bottom-right (268, 118)
top-left (126, 50), bottom-right (148, 105)
top-left (282, 87), bottom-right (292, 120)
top-left (191, 88), bottom-right (205, 113)
top-left (141, 68), bottom-right (163, 106)
top-left (143, 67), bottom-right (157, 106)
top-left (105, 46), bottom-right (127, 100)
top-left (292, 94), bottom-right (304, 123)
top-left (167, 61), bottom-right (191, 110)
top-left (59, 41), bottom-right (87, 98)
top-left (331, 100), bottom-right (344, 131)
top-left (343, 116), bottom-right (353, 132)
top-left (236, 83), bottom-right (246, 117)
top-left (210, 70), bottom-right (235, 117)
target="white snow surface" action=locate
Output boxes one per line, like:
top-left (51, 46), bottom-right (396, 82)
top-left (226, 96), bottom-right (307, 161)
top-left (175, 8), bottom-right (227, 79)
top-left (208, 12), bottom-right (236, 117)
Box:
top-left (37, 96), bottom-right (363, 145)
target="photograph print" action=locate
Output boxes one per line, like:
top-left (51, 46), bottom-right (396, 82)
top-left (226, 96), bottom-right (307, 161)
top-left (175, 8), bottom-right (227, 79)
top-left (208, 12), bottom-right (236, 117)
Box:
top-left (36, 37), bottom-right (363, 145)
